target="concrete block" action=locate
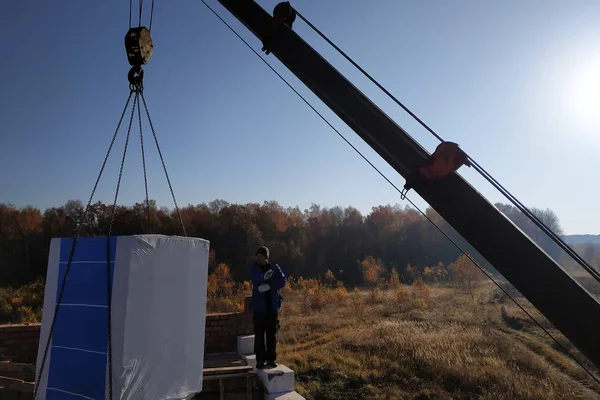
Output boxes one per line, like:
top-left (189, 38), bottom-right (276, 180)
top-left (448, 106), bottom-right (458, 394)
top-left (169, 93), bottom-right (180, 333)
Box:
top-left (257, 364), bottom-right (295, 393)
top-left (242, 353), bottom-right (257, 369)
top-left (266, 390), bottom-right (306, 400)
top-left (237, 334), bottom-right (255, 355)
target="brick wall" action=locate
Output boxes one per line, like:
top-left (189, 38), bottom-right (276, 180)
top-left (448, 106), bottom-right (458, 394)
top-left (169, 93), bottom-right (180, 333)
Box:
top-left (0, 297), bottom-right (254, 364)
top-left (0, 325), bottom-right (40, 364)
top-left (204, 296), bottom-right (254, 354)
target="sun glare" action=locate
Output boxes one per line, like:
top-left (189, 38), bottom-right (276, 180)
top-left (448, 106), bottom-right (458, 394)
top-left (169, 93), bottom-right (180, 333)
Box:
top-left (564, 60), bottom-right (600, 132)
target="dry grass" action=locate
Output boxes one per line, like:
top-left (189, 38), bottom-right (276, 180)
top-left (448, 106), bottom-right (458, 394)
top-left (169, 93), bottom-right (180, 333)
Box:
top-left (276, 281), bottom-right (600, 400)
top-left (3, 264), bottom-right (600, 399)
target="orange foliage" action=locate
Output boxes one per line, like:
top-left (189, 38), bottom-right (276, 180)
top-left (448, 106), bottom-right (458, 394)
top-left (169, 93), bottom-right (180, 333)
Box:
top-left (403, 264), bottom-right (420, 283)
top-left (0, 198), bottom-right (567, 300)
top-left (324, 269), bottom-right (336, 287)
top-left (450, 255), bottom-right (484, 300)
top-left (423, 267), bottom-right (435, 282)
top-left (280, 277), bottom-right (294, 298)
top-left (332, 285), bottom-right (349, 303)
top-left (283, 275), bottom-right (350, 311)
top-left (206, 263), bottom-right (251, 313)
top-left (360, 256), bottom-right (385, 286)
top-left (0, 279), bottom-right (44, 323)
top-left (296, 277), bottom-right (321, 292)
top-left (411, 279), bottom-right (430, 309)
top-left (273, 212), bottom-right (288, 232)
top-left (389, 268), bottom-right (401, 288)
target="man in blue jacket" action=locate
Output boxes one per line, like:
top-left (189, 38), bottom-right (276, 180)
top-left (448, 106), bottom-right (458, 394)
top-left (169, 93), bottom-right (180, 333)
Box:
top-left (251, 246), bottom-right (286, 369)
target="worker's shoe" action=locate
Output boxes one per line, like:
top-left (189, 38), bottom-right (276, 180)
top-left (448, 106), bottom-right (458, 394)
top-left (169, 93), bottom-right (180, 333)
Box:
top-left (265, 361), bottom-right (277, 368)
top-left (256, 361), bottom-right (265, 369)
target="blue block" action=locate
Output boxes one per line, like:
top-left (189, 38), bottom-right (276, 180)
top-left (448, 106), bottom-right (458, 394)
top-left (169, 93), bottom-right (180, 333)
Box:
top-left (59, 236), bottom-right (117, 264)
top-left (56, 261), bottom-right (114, 306)
top-left (50, 305), bottom-right (109, 354)
top-left (46, 388), bottom-right (97, 399)
top-left (47, 346), bottom-right (107, 399)
top-left (45, 237), bottom-right (116, 400)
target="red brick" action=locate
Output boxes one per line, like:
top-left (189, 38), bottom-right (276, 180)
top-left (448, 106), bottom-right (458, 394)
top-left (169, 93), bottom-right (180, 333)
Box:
top-left (1, 333), bottom-right (20, 339)
top-left (244, 296), bottom-right (252, 312)
top-left (0, 315), bottom-right (255, 362)
top-left (20, 325), bottom-right (40, 331)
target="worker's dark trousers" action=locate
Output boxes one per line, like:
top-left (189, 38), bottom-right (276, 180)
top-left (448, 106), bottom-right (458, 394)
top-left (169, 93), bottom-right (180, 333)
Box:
top-left (253, 311), bottom-right (278, 363)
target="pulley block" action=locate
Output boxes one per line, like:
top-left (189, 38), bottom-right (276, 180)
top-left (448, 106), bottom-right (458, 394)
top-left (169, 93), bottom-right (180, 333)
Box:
top-left (125, 27), bottom-right (153, 67)
top-left (262, 2), bottom-right (296, 55)
top-left (273, 2), bottom-right (296, 28)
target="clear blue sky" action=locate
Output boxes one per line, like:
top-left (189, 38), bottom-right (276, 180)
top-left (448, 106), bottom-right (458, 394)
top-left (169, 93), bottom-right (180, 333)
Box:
top-left (1, 0), bottom-right (599, 234)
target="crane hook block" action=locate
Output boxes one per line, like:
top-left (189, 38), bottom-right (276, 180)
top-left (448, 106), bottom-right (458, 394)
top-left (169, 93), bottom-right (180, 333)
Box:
top-left (402, 141), bottom-right (470, 196)
top-left (125, 27), bottom-right (153, 67)
top-left (419, 141), bottom-right (470, 180)
top-left (273, 2), bottom-right (296, 28)
top-left (262, 2), bottom-right (296, 55)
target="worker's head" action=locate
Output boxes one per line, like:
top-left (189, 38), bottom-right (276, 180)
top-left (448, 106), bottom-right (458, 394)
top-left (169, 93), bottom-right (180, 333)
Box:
top-left (255, 246), bottom-right (269, 266)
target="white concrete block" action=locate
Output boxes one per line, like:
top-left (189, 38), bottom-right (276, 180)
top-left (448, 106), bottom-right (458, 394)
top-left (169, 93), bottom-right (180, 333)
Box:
top-left (266, 390), bottom-right (306, 400)
top-left (257, 364), bottom-right (295, 393)
top-left (237, 334), bottom-right (255, 355)
top-left (241, 353), bottom-right (257, 369)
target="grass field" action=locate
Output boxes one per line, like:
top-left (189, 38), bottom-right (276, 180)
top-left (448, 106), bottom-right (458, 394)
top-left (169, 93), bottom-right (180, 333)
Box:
top-left (2, 264), bottom-right (600, 399)
top-left (276, 280), bottom-right (600, 400)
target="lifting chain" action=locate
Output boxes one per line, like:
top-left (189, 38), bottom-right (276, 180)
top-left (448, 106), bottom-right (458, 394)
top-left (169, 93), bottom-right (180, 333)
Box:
top-left (33, 3), bottom-right (165, 399)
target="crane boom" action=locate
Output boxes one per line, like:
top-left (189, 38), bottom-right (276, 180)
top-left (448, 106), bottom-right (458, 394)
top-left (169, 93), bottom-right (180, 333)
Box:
top-left (216, 0), bottom-right (600, 368)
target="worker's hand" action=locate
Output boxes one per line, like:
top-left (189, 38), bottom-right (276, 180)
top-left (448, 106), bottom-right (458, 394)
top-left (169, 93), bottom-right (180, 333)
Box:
top-left (258, 283), bottom-right (271, 293)
top-left (263, 269), bottom-right (273, 280)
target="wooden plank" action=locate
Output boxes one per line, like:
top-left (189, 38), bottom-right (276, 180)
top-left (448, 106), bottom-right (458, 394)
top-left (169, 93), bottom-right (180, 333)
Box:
top-left (203, 372), bottom-right (255, 381)
top-left (204, 365), bottom-right (252, 376)
top-left (204, 353), bottom-right (247, 369)
top-left (0, 376), bottom-right (34, 393)
top-left (204, 359), bottom-right (247, 369)
top-left (203, 351), bottom-right (251, 381)
top-left (246, 375), bottom-right (251, 400)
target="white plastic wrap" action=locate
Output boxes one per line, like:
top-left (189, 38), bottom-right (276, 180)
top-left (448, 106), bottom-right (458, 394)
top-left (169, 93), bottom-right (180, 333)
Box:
top-left (36, 235), bottom-right (210, 400)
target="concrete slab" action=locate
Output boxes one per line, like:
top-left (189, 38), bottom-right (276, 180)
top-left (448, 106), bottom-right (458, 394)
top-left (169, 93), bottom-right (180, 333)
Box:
top-left (241, 353), bottom-right (257, 370)
top-left (237, 334), bottom-right (255, 355)
top-left (266, 390), bottom-right (306, 400)
top-left (256, 364), bottom-right (294, 394)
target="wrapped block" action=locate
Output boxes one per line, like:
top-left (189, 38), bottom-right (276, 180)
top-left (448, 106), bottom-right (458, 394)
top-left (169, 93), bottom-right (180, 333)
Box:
top-left (35, 235), bottom-right (210, 399)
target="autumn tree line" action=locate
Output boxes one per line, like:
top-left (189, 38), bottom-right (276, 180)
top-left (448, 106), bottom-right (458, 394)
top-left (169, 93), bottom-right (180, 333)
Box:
top-left (0, 199), bottom-right (597, 290)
